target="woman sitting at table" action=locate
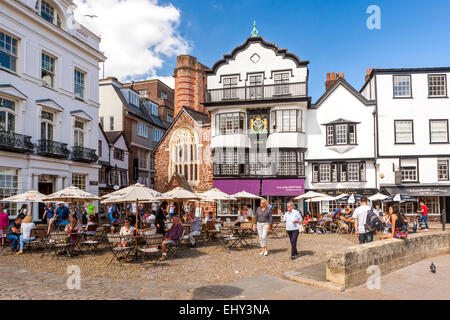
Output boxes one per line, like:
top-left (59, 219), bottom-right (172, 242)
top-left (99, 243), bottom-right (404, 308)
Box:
top-left (302, 212), bottom-right (312, 233)
top-left (117, 218), bottom-right (135, 247)
top-left (345, 205), bottom-right (353, 216)
top-left (335, 213), bottom-right (350, 234)
top-left (84, 215), bottom-right (98, 236)
top-left (16, 215), bottom-right (35, 255)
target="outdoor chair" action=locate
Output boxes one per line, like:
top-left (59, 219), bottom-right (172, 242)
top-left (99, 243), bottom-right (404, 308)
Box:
top-left (166, 229), bottom-right (185, 257)
top-left (315, 221), bottom-right (330, 234)
top-left (180, 225), bottom-right (191, 248)
top-left (22, 228), bottom-right (46, 253)
top-left (47, 231), bottom-right (71, 259)
top-left (1, 227), bottom-right (8, 251)
top-left (138, 234), bottom-right (163, 262)
top-left (217, 226), bottom-right (239, 250)
top-left (80, 227), bottom-right (104, 255)
top-left (106, 233), bottom-right (133, 265)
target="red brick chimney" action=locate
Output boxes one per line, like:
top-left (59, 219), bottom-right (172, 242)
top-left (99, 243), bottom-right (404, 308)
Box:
top-left (365, 68), bottom-right (372, 83)
top-left (325, 72), bottom-right (344, 91)
top-left (174, 55), bottom-right (208, 117)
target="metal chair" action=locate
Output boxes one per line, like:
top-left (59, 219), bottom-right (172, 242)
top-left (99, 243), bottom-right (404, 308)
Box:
top-left (106, 233), bottom-right (133, 265)
top-left (138, 234), bottom-right (163, 262)
top-left (80, 227), bottom-right (103, 255)
top-left (48, 231), bottom-right (71, 259)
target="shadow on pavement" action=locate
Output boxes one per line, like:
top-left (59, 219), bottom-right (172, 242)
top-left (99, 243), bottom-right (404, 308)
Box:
top-left (298, 250), bottom-right (314, 257)
top-left (192, 285), bottom-right (244, 299)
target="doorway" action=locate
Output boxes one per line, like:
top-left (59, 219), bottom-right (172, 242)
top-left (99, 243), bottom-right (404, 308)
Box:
top-left (38, 182), bottom-right (53, 219)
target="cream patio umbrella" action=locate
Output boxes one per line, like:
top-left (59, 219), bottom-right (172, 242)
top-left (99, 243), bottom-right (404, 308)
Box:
top-left (156, 187), bottom-right (201, 217)
top-left (305, 195), bottom-right (336, 203)
top-left (369, 193), bottom-right (389, 201)
top-left (231, 190), bottom-right (262, 200)
top-left (198, 188), bottom-right (237, 218)
top-left (43, 185), bottom-right (101, 203)
top-left (294, 191), bottom-right (328, 201)
top-left (1, 190), bottom-right (48, 219)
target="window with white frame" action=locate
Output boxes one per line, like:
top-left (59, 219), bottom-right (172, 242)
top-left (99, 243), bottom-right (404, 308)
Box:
top-left (41, 52), bottom-right (56, 87)
top-left (438, 160), bottom-right (449, 181)
top-left (0, 31), bottom-right (18, 72)
top-left (40, 0), bottom-right (61, 27)
top-left (424, 196), bottom-right (439, 214)
top-left (401, 158), bottom-right (418, 182)
top-left (73, 120), bottom-right (85, 147)
top-left (40, 110), bottom-right (54, 141)
top-left (248, 74), bottom-right (263, 99)
top-left (325, 123), bottom-right (357, 145)
top-left (340, 163), bottom-right (347, 182)
top-left (319, 164), bottom-right (331, 182)
top-left (430, 120), bottom-right (448, 143)
top-left (138, 150), bottom-right (149, 170)
top-left (223, 76), bottom-right (238, 99)
top-left (312, 164), bottom-right (319, 182)
top-left (393, 75), bottom-right (412, 98)
top-left (74, 69), bottom-right (85, 99)
top-left (348, 163), bottom-right (360, 181)
top-left (272, 109), bottom-right (302, 133)
top-left (137, 122), bottom-right (148, 138)
top-left (0, 97), bottom-right (15, 132)
top-left (274, 72), bottom-right (290, 95)
top-left (72, 173), bottom-right (87, 191)
top-left (127, 90), bottom-right (139, 106)
top-left (428, 75), bottom-right (447, 97)
top-left (215, 112), bottom-right (245, 135)
top-left (395, 120), bottom-right (414, 144)
top-left (0, 168), bottom-right (18, 217)
top-left (153, 128), bottom-right (163, 142)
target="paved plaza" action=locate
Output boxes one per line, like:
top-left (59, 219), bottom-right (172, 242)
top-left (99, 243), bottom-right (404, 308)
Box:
top-left (1, 249), bottom-right (448, 300)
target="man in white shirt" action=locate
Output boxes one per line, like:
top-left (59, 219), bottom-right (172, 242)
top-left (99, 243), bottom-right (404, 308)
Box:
top-left (279, 202), bottom-right (302, 260)
top-left (352, 196), bottom-right (374, 244)
top-left (373, 204), bottom-right (382, 217)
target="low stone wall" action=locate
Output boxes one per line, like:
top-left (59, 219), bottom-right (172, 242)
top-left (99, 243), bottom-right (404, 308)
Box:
top-left (326, 231), bottom-right (450, 289)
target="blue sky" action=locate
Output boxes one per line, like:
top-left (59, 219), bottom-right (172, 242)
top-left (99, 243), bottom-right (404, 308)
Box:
top-left (156, 0), bottom-right (450, 101)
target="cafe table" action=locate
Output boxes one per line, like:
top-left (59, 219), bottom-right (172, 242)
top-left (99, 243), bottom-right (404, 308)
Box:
top-left (228, 226), bottom-right (253, 249)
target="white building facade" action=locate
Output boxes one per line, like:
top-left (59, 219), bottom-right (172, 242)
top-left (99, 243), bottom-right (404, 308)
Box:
top-left (204, 36), bottom-right (310, 212)
top-left (0, 0), bottom-right (105, 219)
top-left (361, 68), bottom-right (450, 218)
top-left (305, 75), bottom-right (377, 212)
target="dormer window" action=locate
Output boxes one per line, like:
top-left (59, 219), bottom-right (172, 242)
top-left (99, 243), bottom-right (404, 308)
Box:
top-left (324, 119), bottom-right (358, 146)
top-left (126, 90), bottom-right (139, 106)
top-left (40, 1), bottom-right (62, 27)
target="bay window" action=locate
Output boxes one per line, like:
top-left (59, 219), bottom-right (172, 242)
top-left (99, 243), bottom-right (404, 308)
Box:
top-left (312, 161), bottom-right (366, 183)
top-left (215, 112), bottom-right (245, 135)
top-left (325, 123), bottom-right (357, 146)
top-left (0, 31), bottom-right (18, 72)
top-left (271, 109), bottom-right (302, 133)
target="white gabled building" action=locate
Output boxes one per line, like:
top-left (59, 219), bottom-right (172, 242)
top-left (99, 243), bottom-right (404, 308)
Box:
top-left (204, 34), bottom-right (310, 212)
top-left (0, 0), bottom-right (106, 220)
top-left (361, 67), bottom-right (450, 218)
top-left (306, 74), bottom-right (377, 211)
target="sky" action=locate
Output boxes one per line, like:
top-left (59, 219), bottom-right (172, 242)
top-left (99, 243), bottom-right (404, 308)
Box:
top-left (74, 0), bottom-right (450, 102)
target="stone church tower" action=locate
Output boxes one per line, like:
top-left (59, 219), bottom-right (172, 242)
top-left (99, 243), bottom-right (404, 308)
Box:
top-left (153, 55), bottom-right (214, 214)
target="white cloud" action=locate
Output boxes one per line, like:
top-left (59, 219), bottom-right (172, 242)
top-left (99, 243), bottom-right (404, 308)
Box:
top-left (73, 0), bottom-right (190, 82)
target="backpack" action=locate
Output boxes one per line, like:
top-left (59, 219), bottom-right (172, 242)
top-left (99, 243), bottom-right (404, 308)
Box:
top-left (364, 208), bottom-right (383, 232)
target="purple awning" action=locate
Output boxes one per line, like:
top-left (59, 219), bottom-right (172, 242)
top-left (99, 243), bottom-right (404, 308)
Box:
top-left (213, 179), bottom-right (261, 195)
top-left (261, 179), bottom-right (305, 196)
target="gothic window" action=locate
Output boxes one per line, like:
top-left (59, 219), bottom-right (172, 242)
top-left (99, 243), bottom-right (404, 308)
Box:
top-left (169, 127), bottom-right (199, 184)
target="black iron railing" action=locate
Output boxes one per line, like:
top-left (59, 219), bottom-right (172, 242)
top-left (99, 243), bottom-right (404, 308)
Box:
top-left (206, 82), bottom-right (307, 103)
top-left (71, 146), bottom-right (98, 163)
top-left (0, 130), bottom-right (34, 153)
top-left (37, 140), bottom-right (70, 159)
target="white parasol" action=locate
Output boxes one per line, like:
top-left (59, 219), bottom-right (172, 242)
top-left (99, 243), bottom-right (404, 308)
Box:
top-left (294, 191), bottom-right (328, 201)
top-left (230, 190), bottom-right (262, 200)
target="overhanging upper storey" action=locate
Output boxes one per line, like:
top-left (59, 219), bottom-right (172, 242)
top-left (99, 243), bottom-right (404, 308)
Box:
top-left (204, 37), bottom-right (310, 106)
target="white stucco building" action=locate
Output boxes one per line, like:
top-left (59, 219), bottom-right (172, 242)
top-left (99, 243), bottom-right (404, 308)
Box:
top-left (0, 0), bottom-right (105, 219)
top-left (204, 35), bottom-right (310, 211)
top-left (361, 68), bottom-right (450, 217)
top-left (306, 74), bottom-right (377, 211)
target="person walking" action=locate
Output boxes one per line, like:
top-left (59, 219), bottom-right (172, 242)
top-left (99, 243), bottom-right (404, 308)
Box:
top-left (253, 198), bottom-right (272, 256)
top-left (42, 202), bottom-right (55, 225)
top-left (417, 200), bottom-right (429, 231)
top-left (352, 196), bottom-right (374, 244)
top-left (279, 202), bottom-right (302, 260)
